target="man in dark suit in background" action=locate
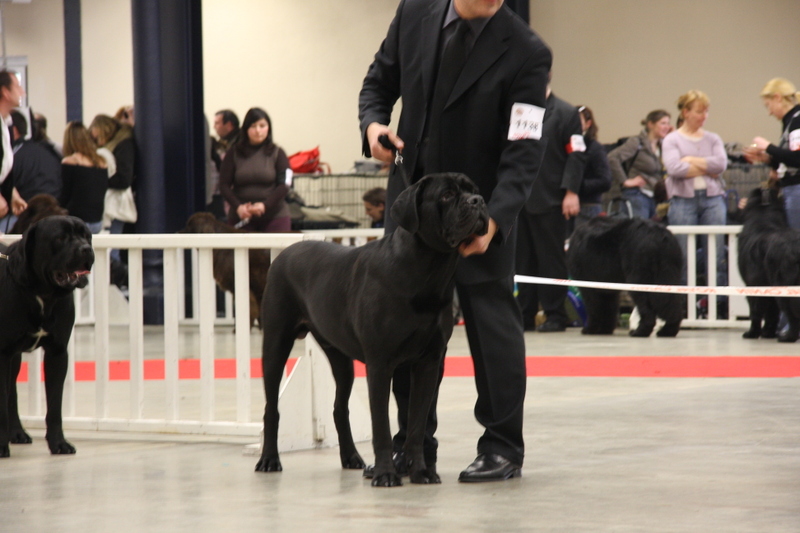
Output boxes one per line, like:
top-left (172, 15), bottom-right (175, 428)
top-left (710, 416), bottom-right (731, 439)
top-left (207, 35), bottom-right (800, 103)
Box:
top-left (516, 86), bottom-right (587, 332)
top-left (359, 0), bottom-right (551, 482)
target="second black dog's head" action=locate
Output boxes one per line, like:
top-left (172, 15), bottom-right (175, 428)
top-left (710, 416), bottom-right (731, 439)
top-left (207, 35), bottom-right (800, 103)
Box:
top-left (9, 215), bottom-right (95, 294)
top-left (742, 186), bottom-right (787, 227)
top-left (391, 173), bottom-right (489, 252)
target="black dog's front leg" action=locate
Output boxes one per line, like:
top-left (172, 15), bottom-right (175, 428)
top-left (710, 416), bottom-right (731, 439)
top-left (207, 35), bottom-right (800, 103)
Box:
top-left (42, 347), bottom-right (75, 454)
top-left (8, 352), bottom-right (32, 444)
top-left (405, 357), bottom-right (442, 484)
top-left (366, 365), bottom-right (402, 487)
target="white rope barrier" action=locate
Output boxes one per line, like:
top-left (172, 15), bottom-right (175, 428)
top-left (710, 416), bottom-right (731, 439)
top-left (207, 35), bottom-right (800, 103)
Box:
top-left (514, 275), bottom-right (800, 298)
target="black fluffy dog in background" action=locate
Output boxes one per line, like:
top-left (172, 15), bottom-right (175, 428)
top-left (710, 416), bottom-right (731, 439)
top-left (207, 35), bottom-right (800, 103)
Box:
top-left (567, 217), bottom-right (683, 337)
top-left (738, 187), bottom-right (785, 340)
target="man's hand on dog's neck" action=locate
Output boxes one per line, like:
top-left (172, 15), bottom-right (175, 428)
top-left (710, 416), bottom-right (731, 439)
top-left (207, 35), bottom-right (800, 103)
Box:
top-left (459, 218), bottom-right (497, 257)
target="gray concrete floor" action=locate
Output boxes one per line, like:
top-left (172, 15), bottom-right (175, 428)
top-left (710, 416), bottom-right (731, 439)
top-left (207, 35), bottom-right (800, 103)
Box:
top-left (2, 326), bottom-right (800, 532)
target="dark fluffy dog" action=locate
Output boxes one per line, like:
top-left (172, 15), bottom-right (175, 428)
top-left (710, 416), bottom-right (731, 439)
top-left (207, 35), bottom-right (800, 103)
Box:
top-left (255, 173), bottom-right (489, 487)
top-left (567, 217), bottom-right (683, 337)
top-left (180, 212), bottom-right (272, 329)
top-left (0, 216), bottom-right (94, 457)
top-left (738, 187), bottom-right (785, 340)
top-left (11, 194), bottom-right (68, 234)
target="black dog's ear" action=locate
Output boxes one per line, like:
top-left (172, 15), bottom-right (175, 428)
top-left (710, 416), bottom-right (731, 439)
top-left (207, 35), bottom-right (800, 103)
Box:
top-left (6, 223), bottom-right (35, 286)
top-left (454, 173), bottom-right (479, 195)
top-left (391, 176), bottom-right (431, 234)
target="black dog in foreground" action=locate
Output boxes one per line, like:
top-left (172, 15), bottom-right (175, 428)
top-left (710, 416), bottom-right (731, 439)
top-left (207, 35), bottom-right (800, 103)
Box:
top-left (738, 187), bottom-right (785, 340)
top-left (0, 216), bottom-right (94, 457)
top-left (256, 173), bottom-right (489, 487)
top-left (567, 216), bottom-right (683, 337)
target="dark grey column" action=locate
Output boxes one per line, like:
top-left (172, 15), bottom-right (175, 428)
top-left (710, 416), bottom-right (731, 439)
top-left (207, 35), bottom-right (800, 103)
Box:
top-left (131, 0), bottom-right (206, 323)
top-left (63, 0), bottom-right (82, 122)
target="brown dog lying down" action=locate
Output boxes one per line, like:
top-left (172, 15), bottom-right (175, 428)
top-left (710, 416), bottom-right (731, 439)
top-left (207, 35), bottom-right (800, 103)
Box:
top-left (11, 194), bottom-right (69, 234)
top-left (180, 212), bottom-right (271, 328)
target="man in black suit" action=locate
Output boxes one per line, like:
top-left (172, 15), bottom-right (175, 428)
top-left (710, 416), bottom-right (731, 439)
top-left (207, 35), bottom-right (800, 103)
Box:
top-left (516, 87), bottom-right (587, 332)
top-left (359, 0), bottom-right (551, 482)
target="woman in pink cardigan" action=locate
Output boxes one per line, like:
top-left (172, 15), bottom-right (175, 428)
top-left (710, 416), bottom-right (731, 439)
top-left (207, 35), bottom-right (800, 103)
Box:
top-left (662, 90), bottom-right (728, 310)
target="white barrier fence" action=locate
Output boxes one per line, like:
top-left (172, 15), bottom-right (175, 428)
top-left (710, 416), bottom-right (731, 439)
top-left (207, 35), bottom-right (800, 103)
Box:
top-left (0, 224), bottom-right (750, 445)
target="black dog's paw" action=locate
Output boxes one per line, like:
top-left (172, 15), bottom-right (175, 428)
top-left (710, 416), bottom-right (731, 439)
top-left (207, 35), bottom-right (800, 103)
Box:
top-left (0, 444), bottom-right (9, 458)
top-left (409, 468), bottom-right (441, 484)
top-left (762, 329), bottom-right (778, 339)
top-left (371, 472), bottom-right (403, 487)
top-left (47, 439), bottom-right (76, 455)
top-left (255, 456), bottom-right (283, 472)
top-left (341, 451), bottom-right (366, 470)
top-left (656, 323), bottom-right (680, 337)
top-left (629, 327), bottom-right (653, 338)
top-left (10, 429), bottom-right (33, 444)
top-left (742, 329), bottom-right (761, 339)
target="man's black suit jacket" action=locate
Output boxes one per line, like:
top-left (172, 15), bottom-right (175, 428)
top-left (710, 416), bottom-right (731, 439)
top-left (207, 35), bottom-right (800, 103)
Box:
top-left (359, 0), bottom-right (552, 285)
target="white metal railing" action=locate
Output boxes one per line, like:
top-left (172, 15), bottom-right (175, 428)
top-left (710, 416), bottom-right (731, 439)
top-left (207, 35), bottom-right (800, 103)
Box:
top-left (0, 223), bottom-right (746, 444)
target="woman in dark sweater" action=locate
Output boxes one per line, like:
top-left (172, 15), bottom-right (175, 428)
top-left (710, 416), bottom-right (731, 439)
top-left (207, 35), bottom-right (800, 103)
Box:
top-left (219, 107), bottom-right (291, 232)
top-left (573, 105), bottom-right (611, 231)
top-left (60, 122), bottom-right (108, 233)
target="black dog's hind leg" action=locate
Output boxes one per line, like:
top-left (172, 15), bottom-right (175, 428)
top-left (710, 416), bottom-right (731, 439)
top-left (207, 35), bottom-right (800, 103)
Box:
top-left (655, 294), bottom-right (682, 337)
top-left (42, 348), bottom-right (75, 454)
top-left (366, 364), bottom-right (402, 487)
top-left (8, 352), bottom-right (32, 444)
top-left (630, 294), bottom-right (656, 337)
top-left (323, 347), bottom-right (365, 470)
top-left (777, 298), bottom-right (800, 343)
top-left (405, 356), bottom-right (442, 484)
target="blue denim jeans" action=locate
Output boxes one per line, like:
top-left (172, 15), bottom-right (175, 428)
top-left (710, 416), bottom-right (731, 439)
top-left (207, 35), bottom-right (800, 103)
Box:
top-left (782, 183), bottom-right (800, 230)
top-left (668, 191), bottom-right (727, 287)
top-left (621, 188), bottom-right (656, 220)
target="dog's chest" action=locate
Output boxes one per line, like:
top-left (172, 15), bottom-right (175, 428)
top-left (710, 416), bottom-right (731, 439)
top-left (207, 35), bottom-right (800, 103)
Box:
top-left (3, 296), bottom-right (51, 354)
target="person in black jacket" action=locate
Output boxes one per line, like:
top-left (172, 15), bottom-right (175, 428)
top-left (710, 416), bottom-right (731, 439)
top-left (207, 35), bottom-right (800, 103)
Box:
top-left (359, 0), bottom-right (551, 482)
top-left (745, 77), bottom-right (800, 229)
top-left (516, 87), bottom-right (588, 332)
top-left (572, 105), bottom-right (611, 231)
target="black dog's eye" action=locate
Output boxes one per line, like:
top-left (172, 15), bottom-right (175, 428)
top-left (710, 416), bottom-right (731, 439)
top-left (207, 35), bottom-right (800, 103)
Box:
top-left (440, 191), bottom-right (456, 202)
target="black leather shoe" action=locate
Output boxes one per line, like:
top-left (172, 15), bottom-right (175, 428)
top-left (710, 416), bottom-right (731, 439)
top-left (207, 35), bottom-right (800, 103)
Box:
top-left (536, 320), bottom-right (566, 333)
top-left (362, 451), bottom-right (408, 479)
top-left (458, 453), bottom-right (521, 483)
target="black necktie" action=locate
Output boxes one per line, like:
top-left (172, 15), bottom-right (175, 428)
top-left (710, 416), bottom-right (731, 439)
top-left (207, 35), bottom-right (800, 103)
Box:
top-left (425, 19), bottom-right (470, 173)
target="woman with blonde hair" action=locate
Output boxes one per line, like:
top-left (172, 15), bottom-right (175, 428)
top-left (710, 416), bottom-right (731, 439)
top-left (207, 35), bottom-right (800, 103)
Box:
top-left (744, 78), bottom-right (800, 228)
top-left (662, 91), bottom-right (728, 313)
top-left (60, 121), bottom-right (108, 233)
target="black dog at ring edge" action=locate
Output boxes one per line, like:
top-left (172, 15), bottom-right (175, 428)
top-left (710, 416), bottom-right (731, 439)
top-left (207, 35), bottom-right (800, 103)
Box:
top-left (0, 216), bottom-right (94, 457)
top-left (255, 173), bottom-right (489, 487)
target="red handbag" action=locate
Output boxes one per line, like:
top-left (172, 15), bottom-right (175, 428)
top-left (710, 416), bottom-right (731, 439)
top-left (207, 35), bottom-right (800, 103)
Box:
top-left (288, 147), bottom-right (321, 174)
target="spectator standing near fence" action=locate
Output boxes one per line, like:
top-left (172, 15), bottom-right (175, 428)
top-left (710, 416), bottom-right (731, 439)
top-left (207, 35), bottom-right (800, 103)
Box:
top-left (219, 107), bottom-right (291, 232)
top-left (608, 109), bottom-right (671, 220)
top-left (362, 187), bottom-right (386, 228)
top-left (7, 109), bottom-right (62, 206)
top-left (744, 78), bottom-right (800, 229)
top-left (663, 90), bottom-right (728, 306)
top-left (60, 122), bottom-right (108, 234)
top-left (0, 70), bottom-right (26, 224)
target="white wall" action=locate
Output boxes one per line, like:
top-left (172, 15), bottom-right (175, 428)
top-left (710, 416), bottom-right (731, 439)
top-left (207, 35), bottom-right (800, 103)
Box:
top-left (4, 0), bottom-right (800, 172)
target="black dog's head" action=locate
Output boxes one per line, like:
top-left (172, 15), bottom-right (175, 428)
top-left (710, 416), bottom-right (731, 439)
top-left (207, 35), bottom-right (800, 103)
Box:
top-left (8, 215), bottom-right (94, 294)
top-left (742, 186), bottom-right (787, 228)
top-left (391, 173), bottom-right (489, 252)
top-left (179, 212), bottom-right (241, 234)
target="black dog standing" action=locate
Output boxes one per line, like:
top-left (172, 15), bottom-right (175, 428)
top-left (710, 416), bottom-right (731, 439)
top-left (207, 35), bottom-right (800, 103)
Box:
top-left (0, 216), bottom-right (94, 457)
top-left (738, 187), bottom-right (785, 340)
top-left (256, 173), bottom-right (489, 487)
top-left (567, 216), bottom-right (683, 337)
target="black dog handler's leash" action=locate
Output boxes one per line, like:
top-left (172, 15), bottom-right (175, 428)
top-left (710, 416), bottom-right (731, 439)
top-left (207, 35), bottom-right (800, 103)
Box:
top-left (378, 134), bottom-right (410, 187)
